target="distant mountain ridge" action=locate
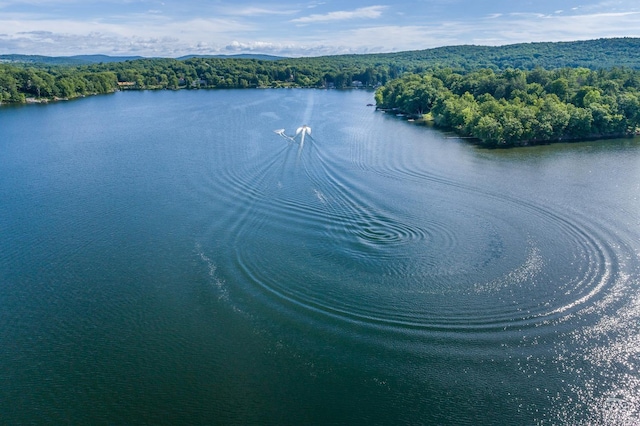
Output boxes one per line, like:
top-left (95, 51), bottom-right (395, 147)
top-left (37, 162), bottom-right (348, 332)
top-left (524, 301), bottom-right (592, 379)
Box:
top-left (3, 37), bottom-right (640, 107)
top-left (0, 54), bottom-right (145, 65)
top-left (2, 37), bottom-right (640, 69)
top-left (373, 37), bottom-right (640, 70)
top-left (0, 53), bottom-right (286, 65)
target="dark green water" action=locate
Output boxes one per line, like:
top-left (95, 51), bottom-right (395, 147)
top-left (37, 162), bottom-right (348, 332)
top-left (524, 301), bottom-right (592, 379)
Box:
top-left (1, 89), bottom-right (639, 424)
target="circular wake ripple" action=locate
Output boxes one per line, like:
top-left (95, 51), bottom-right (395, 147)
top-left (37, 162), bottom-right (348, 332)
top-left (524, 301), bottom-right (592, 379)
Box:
top-left (189, 109), bottom-right (619, 335)
top-left (352, 216), bottom-right (427, 246)
top-left (332, 214), bottom-right (457, 255)
top-left (226, 180), bottom-right (618, 334)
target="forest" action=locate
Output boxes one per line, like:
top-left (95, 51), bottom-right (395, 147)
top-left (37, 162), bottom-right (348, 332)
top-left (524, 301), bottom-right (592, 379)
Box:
top-left (1, 37), bottom-right (640, 145)
top-left (375, 67), bottom-right (640, 146)
top-left (2, 37), bottom-right (640, 104)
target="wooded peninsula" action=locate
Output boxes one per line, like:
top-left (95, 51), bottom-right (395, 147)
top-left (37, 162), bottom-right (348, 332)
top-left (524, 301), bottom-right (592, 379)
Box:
top-left (2, 37), bottom-right (640, 146)
top-left (375, 67), bottom-right (640, 146)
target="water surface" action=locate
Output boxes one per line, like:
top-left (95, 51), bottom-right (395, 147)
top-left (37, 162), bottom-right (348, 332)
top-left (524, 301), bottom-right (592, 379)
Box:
top-left (1, 89), bottom-right (639, 424)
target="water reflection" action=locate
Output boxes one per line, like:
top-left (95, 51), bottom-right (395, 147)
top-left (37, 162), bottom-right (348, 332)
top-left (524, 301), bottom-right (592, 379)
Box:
top-left (0, 89), bottom-right (639, 425)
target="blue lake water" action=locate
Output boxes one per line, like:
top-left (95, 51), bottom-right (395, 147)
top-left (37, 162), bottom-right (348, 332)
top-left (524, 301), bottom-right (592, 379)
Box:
top-left (1, 89), bottom-right (639, 424)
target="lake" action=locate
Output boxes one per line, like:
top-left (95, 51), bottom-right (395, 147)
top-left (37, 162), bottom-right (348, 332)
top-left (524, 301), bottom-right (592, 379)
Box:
top-left (1, 89), bottom-right (639, 424)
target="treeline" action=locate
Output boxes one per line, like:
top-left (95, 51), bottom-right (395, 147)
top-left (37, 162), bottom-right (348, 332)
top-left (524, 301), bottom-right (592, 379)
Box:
top-left (86, 56), bottom-right (400, 89)
top-left (0, 56), bottom-right (396, 103)
top-left (2, 37), bottom-right (640, 106)
top-left (369, 38), bottom-right (640, 71)
top-left (0, 64), bottom-right (117, 103)
top-left (375, 67), bottom-right (640, 146)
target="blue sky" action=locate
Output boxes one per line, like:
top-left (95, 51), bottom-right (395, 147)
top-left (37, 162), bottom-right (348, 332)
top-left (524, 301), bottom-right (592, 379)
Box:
top-left (1, 0), bottom-right (639, 57)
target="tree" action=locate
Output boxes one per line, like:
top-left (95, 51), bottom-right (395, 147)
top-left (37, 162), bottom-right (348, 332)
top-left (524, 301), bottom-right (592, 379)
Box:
top-left (547, 78), bottom-right (570, 101)
top-left (475, 115), bottom-right (503, 144)
top-left (536, 95), bottom-right (570, 139)
top-left (565, 105), bottom-right (593, 137)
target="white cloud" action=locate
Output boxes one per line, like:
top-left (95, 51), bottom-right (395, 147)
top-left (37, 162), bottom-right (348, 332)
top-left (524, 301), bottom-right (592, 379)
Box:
top-left (307, 1), bottom-right (325, 9)
top-left (290, 5), bottom-right (387, 24)
top-left (481, 11), bottom-right (640, 44)
top-left (0, 2), bottom-right (639, 57)
top-left (0, 13), bottom-right (257, 56)
top-left (225, 40), bottom-right (303, 55)
top-left (215, 5), bottom-right (299, 17)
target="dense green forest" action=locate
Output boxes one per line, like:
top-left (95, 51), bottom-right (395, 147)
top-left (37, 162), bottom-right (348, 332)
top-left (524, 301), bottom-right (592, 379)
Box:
top-left (2, 37), bottom-right (640, 105)
top-left (375, 67), bottom-right (640, 146)
top-left (2, 37), bottom-right (640, 145)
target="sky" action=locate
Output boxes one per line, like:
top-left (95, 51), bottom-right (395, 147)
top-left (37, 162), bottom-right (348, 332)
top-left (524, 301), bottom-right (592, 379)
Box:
top-left (0, 0), bottom-right (639, 57)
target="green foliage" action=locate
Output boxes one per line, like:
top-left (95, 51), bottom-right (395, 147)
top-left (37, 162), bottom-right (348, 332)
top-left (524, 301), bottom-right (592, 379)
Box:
top-left (0, 63), bottom-right (118, 102)
top-left (376, 67), bottom-right (640, 146)
top-left (2, 38), bottom-right (638, 148)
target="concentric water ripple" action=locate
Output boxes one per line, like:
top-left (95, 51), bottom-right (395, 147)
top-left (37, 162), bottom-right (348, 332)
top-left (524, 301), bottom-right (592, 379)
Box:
top-left (199, 113), bottom-right (621, 336)
top-left (350, 215), bottom-right (429, 246)
top-left (185, 90), bottom-right (637, 425)
top-left (3, 88), bottom-right (638, 425)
